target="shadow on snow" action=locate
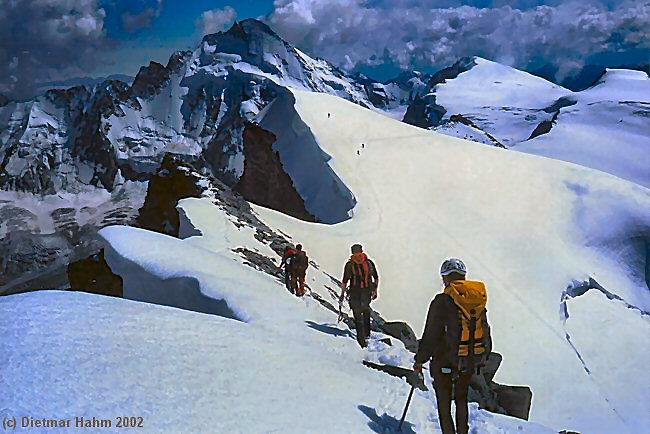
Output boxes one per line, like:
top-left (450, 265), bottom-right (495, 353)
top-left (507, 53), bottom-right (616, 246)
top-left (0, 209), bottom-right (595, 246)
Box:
top-left (358, 405), bottom-right (416, 434)
top-left (305, 320), bottom-right (353, 338)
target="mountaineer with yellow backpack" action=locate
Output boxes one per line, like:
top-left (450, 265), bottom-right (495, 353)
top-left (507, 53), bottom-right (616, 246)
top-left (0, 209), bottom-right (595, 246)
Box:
top-left (413, 258), bottom-right (492, 434)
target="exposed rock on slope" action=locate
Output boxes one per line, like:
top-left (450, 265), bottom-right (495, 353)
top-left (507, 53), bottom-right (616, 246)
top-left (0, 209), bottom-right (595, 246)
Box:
top-left (136, 154), bottom-right (208, 237)
top-left (236, 123), bottom-right (316, 222)
top-left (0, 184), bottom-right (144, 295)
top-left (402, 57), bottom-right (476, 129)
top-left (67, 250), bottom-right (123, 297)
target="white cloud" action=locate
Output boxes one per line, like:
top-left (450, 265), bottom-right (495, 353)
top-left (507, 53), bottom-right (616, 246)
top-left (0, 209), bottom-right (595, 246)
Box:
top-left (121, 0), bottom-right (164, 33)
top-left (76, 15), bottom-right (102, 35)
top-left (267, 0), bottom-right (650, 77)
top-left (196, 6), bottom-right (237, 35)
top-left (0, 0), bottom-right (108, 98)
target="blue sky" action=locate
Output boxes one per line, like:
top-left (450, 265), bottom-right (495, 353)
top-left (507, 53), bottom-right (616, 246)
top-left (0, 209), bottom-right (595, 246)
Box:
top-left (95, 0), bottom-right (275, 76)
top-left (103, 1), bottom-right (273, 42)
top-left (1, 0), bottom-right (647, 99)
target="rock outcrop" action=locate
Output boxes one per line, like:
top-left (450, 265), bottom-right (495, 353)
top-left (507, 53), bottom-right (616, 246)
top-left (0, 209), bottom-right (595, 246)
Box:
top-left (402, 57), bottom-right (476, 129)
top-left (136, 154), bottom-right (208, 237)
top-left (236, 123), bottom-right (316, 222)
top-left (67, 250), bottom-right (123, 297)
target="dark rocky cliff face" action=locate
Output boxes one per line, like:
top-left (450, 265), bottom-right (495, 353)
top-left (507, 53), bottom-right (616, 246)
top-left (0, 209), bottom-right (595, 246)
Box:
top-left (67, 250), bottom-right (123, 297)
top-left (427, 57), bottom-right (477, 88)
top-left (70, 81), bottom-right (129, 191)
top-left (136, 154), bottom-right (208, 237)
top-left (403, 94), bottom-right (446, 128)
top-left (402, 57), bottom-right (477, 129)
top-left (63, 155), bottom-right (209, 297)
top-left (236, 123), bottom-right (316, 222)
top-left (129, 62), bottom-right (172, 100)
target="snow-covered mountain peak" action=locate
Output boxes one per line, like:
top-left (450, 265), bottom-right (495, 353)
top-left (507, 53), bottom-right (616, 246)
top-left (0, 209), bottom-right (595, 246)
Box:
top-left (424, 55), bottom-right (557, 90)
top-left (404, 54), bottom-right (648, 188)
top-left (601, 68), bottom-right (649, 82)
top-left (0, 19), bottom-right (389, 198)
top-left (403, 55), bottom-right (571, 145)
top-left (581, 68), bottom-right (649, 102)
top-left (185, 20), bottom-right (382, 109)
top-left (202, 18), bottom-right (295, 61)
top-left (515, 67), bottom-right (649, 187)
top-left (435, 56), bottom-right (570, 106)
top-left (196, 19), bottom-right (305, 82)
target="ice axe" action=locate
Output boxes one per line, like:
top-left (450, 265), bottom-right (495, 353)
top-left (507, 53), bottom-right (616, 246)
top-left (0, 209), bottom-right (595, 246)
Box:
top-left (337, 284), bottom-right (346, 323)
top-left (397, 371), bottom-right (423, 432)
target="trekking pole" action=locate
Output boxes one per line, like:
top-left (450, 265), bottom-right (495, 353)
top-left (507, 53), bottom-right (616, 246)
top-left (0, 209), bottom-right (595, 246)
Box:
top-left (337, 286), bottom-right (345, 323)
top-left (397, 372), bottom-right (423, 432)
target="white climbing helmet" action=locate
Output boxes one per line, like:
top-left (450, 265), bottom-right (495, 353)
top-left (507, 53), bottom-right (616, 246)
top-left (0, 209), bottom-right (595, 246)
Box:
top-left (440, 258), bottom-right (467, 277)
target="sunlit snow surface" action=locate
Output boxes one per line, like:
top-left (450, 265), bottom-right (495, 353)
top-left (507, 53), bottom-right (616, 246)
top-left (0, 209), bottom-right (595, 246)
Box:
top-left (251, 90), bottom-right (650, 433)
top-left (432, 59), bottom-right (650, 188)
top-left (515, 69), bottom-right (650, 188)
top-left (434, 57), bottom-right (570, 146)
top-left (0, 263), bottom-right (554, 433)
top-left (2, 85), bottom-right (648, 433)
top-left (0, 186), bottom-right (557, 432)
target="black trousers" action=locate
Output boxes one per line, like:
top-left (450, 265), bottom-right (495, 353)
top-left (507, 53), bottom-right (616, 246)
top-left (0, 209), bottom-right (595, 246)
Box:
top-left (348, 289), bottom-right (371, 347)
top-left (283, 265), bottom-right (292, 292)
top-left (432, 368), bottom-right (473, 434)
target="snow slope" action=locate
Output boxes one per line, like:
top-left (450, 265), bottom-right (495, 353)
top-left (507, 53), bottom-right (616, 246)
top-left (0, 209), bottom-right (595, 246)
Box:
top-left (420, 58), bottom-right (650, 188)
top-left (515, 69), bottom-right (650, 188)
top-left (88, 174), bottom-right (556, 432)
top-left (251, 90), bottom-right (650, 433)
top-left (1, 290), bottom-right (555, 434)
top-left (432, 57), bottom-right (570, 145)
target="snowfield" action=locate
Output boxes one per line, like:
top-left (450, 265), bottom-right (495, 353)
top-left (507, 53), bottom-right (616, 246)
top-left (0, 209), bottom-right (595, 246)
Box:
top-left (15, 189), bottom-right (550, 433)
top-left (428, 58), bottom-right (650, 189)
top-left (0, 278), bottom-right (555, 433)
top-left (2, 75), bottom-right (648, 433)
top-left (434, 57), bottom-right (570, 146)
top-left (251, 90), bottom-right (650, 433)
top-left (515, 69), bottom-right (650, 188)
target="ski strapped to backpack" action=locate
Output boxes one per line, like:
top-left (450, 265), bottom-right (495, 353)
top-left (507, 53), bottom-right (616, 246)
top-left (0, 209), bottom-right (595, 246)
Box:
top-left (444, 280), bottom-right (491, 370)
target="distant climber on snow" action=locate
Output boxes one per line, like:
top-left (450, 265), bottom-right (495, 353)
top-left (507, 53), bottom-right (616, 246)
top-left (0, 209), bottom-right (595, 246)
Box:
top-left (278, 244), bottom-right (297, 292)
top-left (290, 244), bottom-right (309, 297)
top-left (413, 258), bottom-right (492, 434)
top-left (339, 244), bottom-right (379, 348)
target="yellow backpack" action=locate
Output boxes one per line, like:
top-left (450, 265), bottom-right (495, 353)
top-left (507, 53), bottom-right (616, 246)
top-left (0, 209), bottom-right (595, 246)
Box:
top-left (444, 280), bottom-right (490, 366)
